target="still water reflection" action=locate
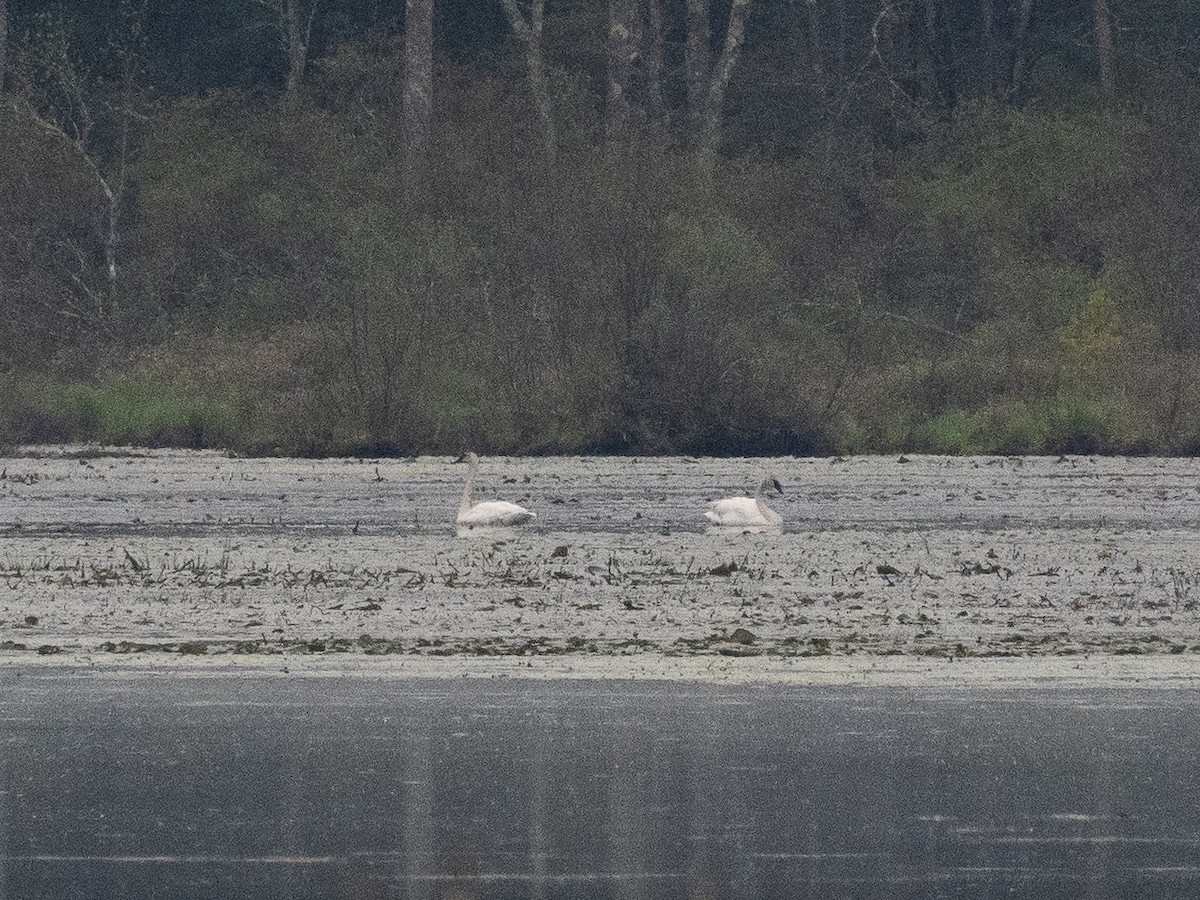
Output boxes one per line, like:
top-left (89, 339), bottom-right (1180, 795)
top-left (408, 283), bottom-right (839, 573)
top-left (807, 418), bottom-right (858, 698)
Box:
top-left (1, 674), bottom-right (1198, 899)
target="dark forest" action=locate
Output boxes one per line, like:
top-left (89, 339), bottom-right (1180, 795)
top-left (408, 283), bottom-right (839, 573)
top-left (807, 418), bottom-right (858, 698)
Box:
top-left (1, 0), bottom-right (1198, 456)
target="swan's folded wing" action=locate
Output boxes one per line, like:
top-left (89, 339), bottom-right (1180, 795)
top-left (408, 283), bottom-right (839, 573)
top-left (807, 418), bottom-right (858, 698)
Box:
top-left (705, 496), bottom-right (761, 525)
top-left (458, 500), bottom-right (535, 526)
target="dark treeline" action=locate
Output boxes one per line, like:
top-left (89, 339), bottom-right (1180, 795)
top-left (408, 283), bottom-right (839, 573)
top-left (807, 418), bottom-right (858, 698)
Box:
top-left (1, 0), bottom-right (1199, 456)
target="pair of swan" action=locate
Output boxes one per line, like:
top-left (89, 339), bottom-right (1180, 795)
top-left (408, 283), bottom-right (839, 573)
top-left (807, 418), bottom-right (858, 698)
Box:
top-left (457, 453), bottom-right (784, 528)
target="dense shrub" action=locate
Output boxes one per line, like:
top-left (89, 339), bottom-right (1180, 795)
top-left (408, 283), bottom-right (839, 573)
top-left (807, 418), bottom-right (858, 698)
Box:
top-left (2, 3), bottom-right (1199, 456)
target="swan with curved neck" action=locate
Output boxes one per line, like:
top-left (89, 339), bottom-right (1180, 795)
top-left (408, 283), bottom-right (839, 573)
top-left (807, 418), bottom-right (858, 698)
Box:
top-left (457, 452), bottom-right (535, 527)
top-left (705, 475), bottom-right (784, 527)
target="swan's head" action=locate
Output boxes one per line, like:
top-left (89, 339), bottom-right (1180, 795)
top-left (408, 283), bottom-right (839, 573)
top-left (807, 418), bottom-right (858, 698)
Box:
top-left (758, 476), bottom-right (783, 496)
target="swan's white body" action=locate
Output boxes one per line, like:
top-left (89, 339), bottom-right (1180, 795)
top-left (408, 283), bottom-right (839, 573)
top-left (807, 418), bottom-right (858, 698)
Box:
top-left (705, 476), bottom-right (783, 526)
top-left (457, 453), bottom-right (535, 527)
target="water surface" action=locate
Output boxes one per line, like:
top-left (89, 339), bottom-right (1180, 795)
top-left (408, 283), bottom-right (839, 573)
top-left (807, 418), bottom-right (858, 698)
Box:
top-left (1, 674), bottom-right (1197, 899)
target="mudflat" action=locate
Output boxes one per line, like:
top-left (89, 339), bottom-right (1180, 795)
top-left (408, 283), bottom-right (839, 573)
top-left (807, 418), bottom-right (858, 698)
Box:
top-left (1, 448), bottom-right (1198, 685)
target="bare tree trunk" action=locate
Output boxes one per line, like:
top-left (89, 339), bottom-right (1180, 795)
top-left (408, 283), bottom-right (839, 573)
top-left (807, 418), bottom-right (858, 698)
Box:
top-left (284, 0), bottom-right (318, 93)
top-left (980, 0), bottom-right (996, 95)
top-left (921, 0), bottom-right (937, 50)
top-left (918, 0), bottom-right (939, 99)
top-left (698, 0), bottom-right (753, 163)
top-left (684, 0), bottom-right (710, 139)
top-left (805, 0), bottom-right (823, 78)
top-left (834, 0), bottom-right (846, 78)
top-left (501, 0), bottom-right (556, 158)
top-left (26, 12), bottom-right (149, 318)
top-left (104, 19), bottom-right (145, 316)
top-left (402, 0), bottom-right (433, 179)
top-left (103, 189), bottom-right (119, 308)
top-left (1092, 0), bottom-right (1114, 92)
top-left (643, 0), bottom-right (666, 120)
top-left (606, 0), bottom-right (637, 138)
top-left (103, 107), bottom-right (128, 312)
top-left (1011, 0), bottom-right (1034, 93)
top-left (0, 0), bottom-right (8, 93)
top-left (253, 0), bottom-right (318, 92)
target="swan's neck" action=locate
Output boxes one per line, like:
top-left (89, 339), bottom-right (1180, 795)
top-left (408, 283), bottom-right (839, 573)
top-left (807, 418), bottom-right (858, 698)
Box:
top-left (755, 495), bottom-right (780, 524)
top-left (459, 459), bottom-right (477, 517)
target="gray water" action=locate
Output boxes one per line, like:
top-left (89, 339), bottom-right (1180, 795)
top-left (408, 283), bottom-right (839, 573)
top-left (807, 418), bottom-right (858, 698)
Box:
top-left (7, 450), bottom-right (1200, 535)
top-left (1, 673), bottom-right (1198, 900)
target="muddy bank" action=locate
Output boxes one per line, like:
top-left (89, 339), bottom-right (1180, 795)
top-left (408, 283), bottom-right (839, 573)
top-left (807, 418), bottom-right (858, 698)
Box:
top-left (1, 448), bottom-right (1199, 679)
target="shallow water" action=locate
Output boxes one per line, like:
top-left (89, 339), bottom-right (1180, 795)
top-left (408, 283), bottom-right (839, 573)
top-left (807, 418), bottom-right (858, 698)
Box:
top-left (2, 450), bottom-right (1200, 660)
top-left (1, 673), bottom-right (1198, 900)
top-left (5, 450), bottom-right (1200, 535)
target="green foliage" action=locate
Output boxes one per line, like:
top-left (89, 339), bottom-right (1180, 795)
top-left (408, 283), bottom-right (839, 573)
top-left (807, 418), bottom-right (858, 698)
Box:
top-left (913, 402), bottom-right (1054, 456)
top-left (914, 409), bottom-right (982, 455)
top-left (3, 4), bottom-right (1200, 457)
top-left (908, 398), bottom-right (1128, 457)
top-left (0, 375), bottom-right (236, 449)
top-left (55, 379), bottom-right (231, 447)
top-left (1057, 282), bottom-right (1123, 388)
top-left (660, 208), bottom-right (778, 295)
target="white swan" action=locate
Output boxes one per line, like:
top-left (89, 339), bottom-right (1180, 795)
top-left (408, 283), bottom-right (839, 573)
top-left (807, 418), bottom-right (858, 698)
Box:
top-left (456, 452), bottom-right (535, 527)
top-left (705, 475), bottom-right (784, 527)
